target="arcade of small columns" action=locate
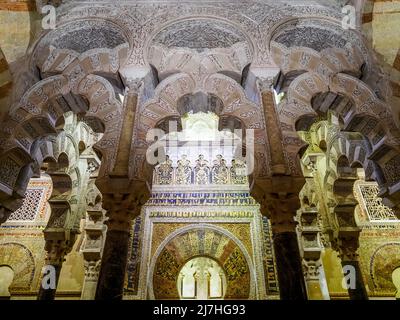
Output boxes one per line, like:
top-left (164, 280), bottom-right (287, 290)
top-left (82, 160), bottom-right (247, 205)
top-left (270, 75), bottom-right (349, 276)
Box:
top-left (1, 3), bottom-right (400, 300)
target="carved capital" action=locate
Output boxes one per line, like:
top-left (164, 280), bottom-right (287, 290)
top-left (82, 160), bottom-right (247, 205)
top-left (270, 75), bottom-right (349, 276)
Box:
top-left (252, 177), bottom-right (305, 234)
top-left (125, 79), bottom-right (143, 95)
top-left (252, 66), bottom-right (280, 93)
top-left (43, 238), bottom-right (74, 266)
top-left (84, 260), bottom-right (101, 282)
top-left (257, 77), bottom-right (275, 93)
top-left (119, 66), bottom-right (149, 94)
top-left (302, 155), bottom-right (319, 177)
top-left (302, 259), bottom-right (321, 281)
top-left (100, 181), bottom-right (150, 232)
top-left (333, 235), bottom-right (361, 262)
top-left (267, 193), bottom-right (301, 234)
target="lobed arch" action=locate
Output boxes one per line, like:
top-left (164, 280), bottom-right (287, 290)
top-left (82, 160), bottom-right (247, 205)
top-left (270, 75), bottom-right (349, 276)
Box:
top-left (37, 44), bottom-right (129, 78)
top-left (322, 134), bottom-right (380, 239)
top-left (148, 43), bottom-right (250, 84)
top-left (135, 72), bottom-right (264, 181)
top-left (0, 106), bottom-right (102, 225)
top-left (268, 15), bottom-right (395, 104)
top-left (309, 120), bottom-right (335, 152)
top-left (322, 150), bottom-right (362, 248)
top-left (290, 73), bottom-right (400, 201)
top-left (270, 41), bottom-right (365, 80)
top-left (325, 132), bottom-right (374, 190)
top-left (278, 69), bottom-right (400, 197)
top-left (267, 16), bottom-right (372, 68)
top-left (30, 16), bottom-right (131, 69)
top-left (300, 120), bottom-right (385, 245)
top-left (0, 72), bottom-right (122, 203)
top-left (138, 72), bottom-right (262, 134)
top-left (31, 115), bottom-right (97, 170)
top-left (39, 118), bottom-right (99, 233)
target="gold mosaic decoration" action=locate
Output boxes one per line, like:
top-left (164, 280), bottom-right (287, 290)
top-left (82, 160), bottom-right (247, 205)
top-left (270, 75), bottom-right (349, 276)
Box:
top-left (152, 228), bottom-right (251, 299)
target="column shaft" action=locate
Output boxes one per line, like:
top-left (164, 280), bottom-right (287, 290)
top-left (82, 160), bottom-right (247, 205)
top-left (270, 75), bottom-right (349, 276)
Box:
top-left (341, 260), bottom-right (368, 300)
top-left (303, 259), bottom-right (324, 300)
top-left (273, 232), bottom-right (308, 300)
top-left (95, 229), bottom-right (130, 300)
top-left (37, 236), bottom-right (72, 300)
top-left (113, 93), bottom-right (138, 176)
top-left (37, 264), bottom-right (62, 300)
top-left (81, 260), bottom-right (102, 300)
top-left (82, 280), bottom-right (98, 300)
top-left (261, 89), bottom-right (287, 174)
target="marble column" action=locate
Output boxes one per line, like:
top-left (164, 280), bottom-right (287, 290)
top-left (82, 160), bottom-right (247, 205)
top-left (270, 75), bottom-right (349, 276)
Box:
top-left (94, 80), bottom-right (145, 300)
top-left (298, 207), bottom-right (325, 300)
top-left (95, 200), bottom-right (134, 300)
top-left (37, 238), bottom-right (71, 300)
top-left (254, 72), bottom-right (307, 300)
top-left (82, 261), bottom-right (102, 300)
top-left (303, 259), bottom-right (324, 300)
top-left (337, 236), bottom-right (369, 300)
top-left (112, 86), bottom-right (139, 177)
top-left (95, 226), bottom-right (131, 300)
top-left (259, 79), bottom-right (288, 175)
top-left (268, 193), bottom-right (308, 300)
top-left (272, 231), bottom-right (308, 300)
top-left (81, 194), bottom-right (106, 299)
top-left (334, 185), bottom-right (369, 300)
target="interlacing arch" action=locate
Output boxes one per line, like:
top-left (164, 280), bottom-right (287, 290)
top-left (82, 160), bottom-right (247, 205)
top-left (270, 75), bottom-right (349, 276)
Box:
top-left (45, 150), bottom-right (81, 232)
top-left (148, 43), bottom-right (251, 82)
top-left (42, 115), bottom-right (100, 233)
top-left (271, 42), bottom-right (400, 207)
top-left (270, 42), bottom-right (365, 78)
top-left (134, 71), bottom-right (265, 182)
top-left (286, 72), bottom-right (396, 136)
top-left (305, 119), bottom-right (375, 205)
top-left (37, 44), bottom-right (129, 76)
top-left (0, 44), bottom-right (129, 211)
top-left (138, 72), bottom-right (262, 132)
top-left (325, 132), bottom-right (370, 205)
top-left (299, 118), bottom-right (381, 249)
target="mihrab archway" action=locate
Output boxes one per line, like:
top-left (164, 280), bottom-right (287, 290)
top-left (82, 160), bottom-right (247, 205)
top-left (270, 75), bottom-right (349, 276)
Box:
top-left (149, 225), bottom-right (254, 300)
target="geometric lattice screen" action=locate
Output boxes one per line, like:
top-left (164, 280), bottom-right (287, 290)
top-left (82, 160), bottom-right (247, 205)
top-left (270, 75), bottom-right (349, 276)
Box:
top-left (8, 189), bottom-right (45, 221)
top-left (357, 182), bottom-right (398, 222)
top-left (6, 178), bottom-right (52, 224)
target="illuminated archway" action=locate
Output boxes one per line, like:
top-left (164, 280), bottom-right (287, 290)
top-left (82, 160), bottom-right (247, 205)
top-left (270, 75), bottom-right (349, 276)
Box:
top-left (150, 225), bottom-right (254, 300)
top-left (177, 256), bottom-right (226, 300)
